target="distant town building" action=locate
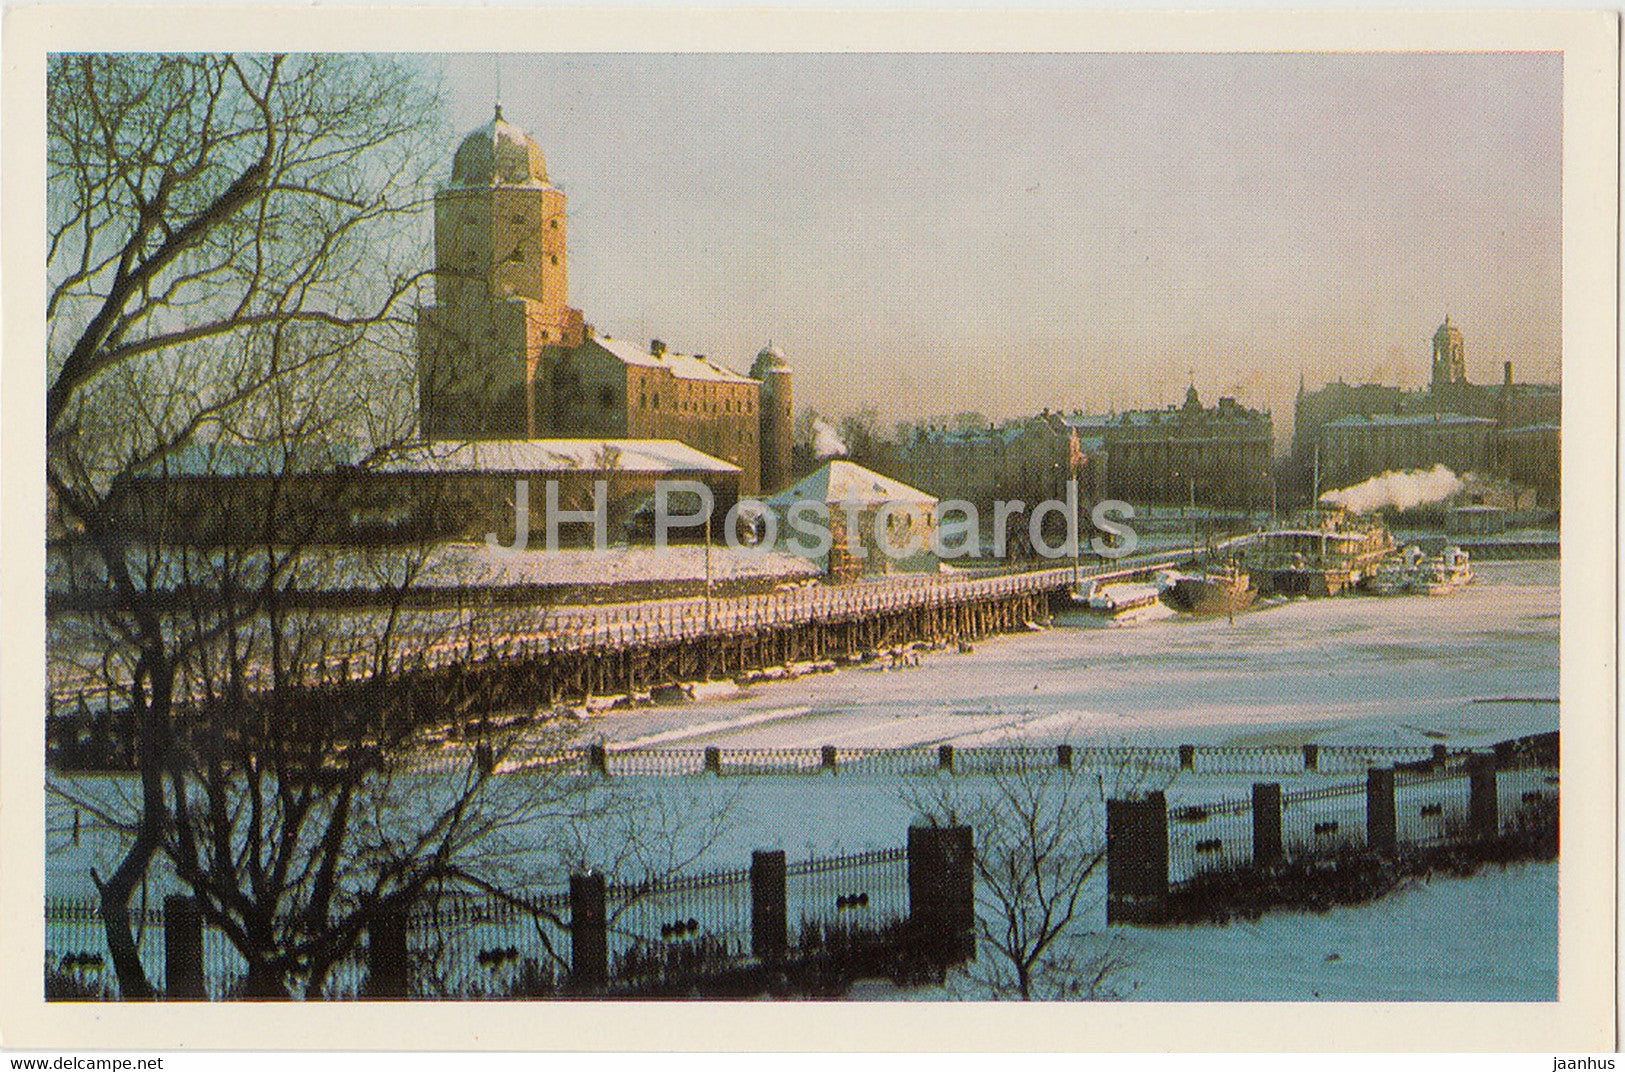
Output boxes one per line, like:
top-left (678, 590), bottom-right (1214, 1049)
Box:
top-left (1061, 388), bottom-right (1274, 509)
top-left (1448, 504), bottom-right (1509, 536)
top-left (890, 415), bottom-right (1107, 512)
top-left (1294, 317), bottom-right (1560, 506)
top-left (1491, 423), bottom-right (1561, 508)
top-left (1317, 412), bottom-right (1496, 489)
top-left (416, 106), bottom-right (790, 495)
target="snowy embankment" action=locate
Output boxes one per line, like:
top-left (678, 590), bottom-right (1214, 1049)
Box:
top-left (424, 543), bottom-right (820, 588)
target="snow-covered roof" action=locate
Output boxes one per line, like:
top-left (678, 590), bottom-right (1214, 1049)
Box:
top-left (1323, 413), bottom-right (1496, 429)
top-left (142, 438), bottom-right (739, 478)
top-left (590, 335), bottom-right (756, 384)
top-left (381, 439), bottom-right (740, 475)
top-left (765, 460), bottom-right (936, 508)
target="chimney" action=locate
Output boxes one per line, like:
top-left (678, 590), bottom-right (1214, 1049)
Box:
top-left (651, 339), bottom-right (666, 357)
top-left (1503, 360), bottom-right (1513, 387)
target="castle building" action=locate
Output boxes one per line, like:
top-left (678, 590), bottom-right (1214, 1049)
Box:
top-left (416, 107), bottom-right (791, 495)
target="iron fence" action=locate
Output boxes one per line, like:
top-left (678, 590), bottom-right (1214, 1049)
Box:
top-left (788, 846), bottom-right (910, 932)
top-left (1157, 751), bottom-right (1560, 891)
top-left (1168, 794), bottom-right (1255, 882)
top-left (44, 841), bottom-right (914, 1001)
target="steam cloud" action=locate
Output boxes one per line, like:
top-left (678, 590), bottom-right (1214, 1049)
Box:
top-left (1319, 464), bottom-right (1464, 514)
top-left (812, 418), bottom-right (849, 459)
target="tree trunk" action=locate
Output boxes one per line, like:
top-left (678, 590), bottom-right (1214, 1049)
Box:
top-left (242, 961), bottom-right (291, 1000)
top-left (98, 657), bottom-right (173, 999)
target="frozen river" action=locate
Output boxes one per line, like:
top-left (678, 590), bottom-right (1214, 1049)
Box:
top-left (45, 560), bottom-right (1559, 1001)
top-left (588, 559), bottom-right (1559, 753)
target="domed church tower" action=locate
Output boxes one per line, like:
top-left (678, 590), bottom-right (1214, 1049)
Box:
top-left (417, 105), bottom-right (584, 439)
top-left (1431, 314), bottom-right (1468, 388)
top-left (750, 341), bottom-right (794, 494)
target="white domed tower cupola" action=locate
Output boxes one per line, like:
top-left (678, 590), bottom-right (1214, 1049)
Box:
top-left (450, 104), bottom-right (550, 188)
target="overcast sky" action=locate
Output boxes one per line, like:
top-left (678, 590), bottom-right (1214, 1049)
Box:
top-left (429, 52), bottom-right (1562, 437)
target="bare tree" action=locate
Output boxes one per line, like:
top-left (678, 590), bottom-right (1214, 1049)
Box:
top-left (45, 52), bottom-right (441, 997)
top-left (907, 762), bottom-right (1159, 1001)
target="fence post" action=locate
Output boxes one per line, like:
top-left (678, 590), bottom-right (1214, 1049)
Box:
top-left (937, 744), bottom-right (954, 774)
top-left (163, 895), bottom-right (205, 1001)
top-left (821, 745), bottom-right (838, 773)
top-left (1302, 744), bottom-right (1319, 772)
top-left (1106, 791), bottom-right (1168, 924)
top-left (1493, 739), bottom-right (1517, 769)
top-left (570, 872), bottom-right (608, 994)
top-left (704, 746), bottom-right (722, 776)
top-left (1178, 744), bottom-right (1196, 771)
top-left (751, 850), bottom-right (788, 963)
top-left (588, 743), bottom-right (608, 775)
top-left (365, 906), bottom-right (410, 1000)
top-left (1366, 767), bottom-right (1397, 854)
top-left (907, 825), bottom-right (975, 965)
top-left (1251, 783), bottom-right (1283, 868)
top-left (1056, 744), bottom-right (1074, 771)
top-left (1469, 754), bottom-right (1499, 839)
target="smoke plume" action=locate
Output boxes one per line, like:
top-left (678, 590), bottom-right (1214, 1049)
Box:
top-left (1319, 464), bottom-right (1464, 514)
top-left (812, 418), bottom-right (849, 459)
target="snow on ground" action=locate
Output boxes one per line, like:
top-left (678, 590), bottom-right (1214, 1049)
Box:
top-left (574, 560), bottom-right (1558, 752)
top-left (1117, 859), bottom-right (1557, 1001)
top-left (849, 859), bottom-right (1558, 1002)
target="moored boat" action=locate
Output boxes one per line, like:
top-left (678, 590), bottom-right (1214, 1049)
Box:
top-left (1074, 577), bottom-right (1170, 620)
top-left (1160, 564), bottom-right (1256, 616)
top-left (1242, 508), bottom-right (1395, 598)
top-left (1413, 546), bottom-right (1473, 594)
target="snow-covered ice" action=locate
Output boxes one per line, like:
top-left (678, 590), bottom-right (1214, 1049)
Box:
top-left (577, 560), bottom-right (1558, 752)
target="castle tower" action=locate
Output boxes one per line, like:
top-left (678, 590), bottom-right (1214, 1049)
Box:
top-left (1431, 315), bottom-right (1468, 388)
top-left (750, 341), bottom-right (794, 494)
top-left (417, 105), bottom-right (583, 439)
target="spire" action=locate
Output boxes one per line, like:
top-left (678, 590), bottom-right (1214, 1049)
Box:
top-left (494, 56), bottom-right (503, 120)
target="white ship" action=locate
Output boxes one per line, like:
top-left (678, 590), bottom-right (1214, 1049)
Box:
top-left (1366, 545), bottom-right (1473, 595)
top-left (1413, 546), bottom-right (1474, 595)
top-left (1073, 575), bottom-right (1175, 622)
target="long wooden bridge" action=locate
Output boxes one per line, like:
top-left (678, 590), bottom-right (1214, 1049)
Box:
top-left (46, 537), bottom-right (1260, 768)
